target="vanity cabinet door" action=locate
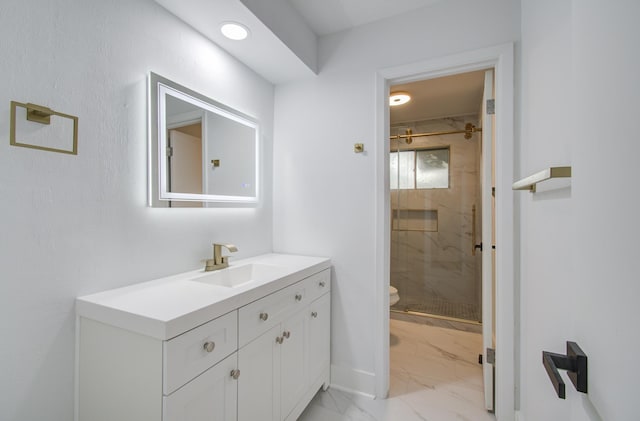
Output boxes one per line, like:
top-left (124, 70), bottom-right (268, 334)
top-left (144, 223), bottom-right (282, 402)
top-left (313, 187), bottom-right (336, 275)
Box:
top-left (238, 324), bottom-right (281, 421)
top-left (280, 308), bottom-right (308, 419)
top-left (308, 293), bottom-right (331, 387)
top-left (162, 352), bottom-right (238, 421)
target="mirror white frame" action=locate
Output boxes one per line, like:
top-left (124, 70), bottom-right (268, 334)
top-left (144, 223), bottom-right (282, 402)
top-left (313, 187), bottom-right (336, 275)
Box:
top-left (148, 72), bottom-right (260, 207)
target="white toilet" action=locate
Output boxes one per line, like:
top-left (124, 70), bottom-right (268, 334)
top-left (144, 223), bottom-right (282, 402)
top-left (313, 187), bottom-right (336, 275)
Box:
top-left (389, 286), bottom-right (400, 306)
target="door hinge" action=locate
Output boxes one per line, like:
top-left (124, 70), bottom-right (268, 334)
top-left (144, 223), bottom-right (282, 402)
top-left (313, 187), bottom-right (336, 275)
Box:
top-left (486, 347), bottom-right (496, 364)
top-left (166, 146), bottom-right (173, 157)
top-left (486, 99), bottom-right (495, 115)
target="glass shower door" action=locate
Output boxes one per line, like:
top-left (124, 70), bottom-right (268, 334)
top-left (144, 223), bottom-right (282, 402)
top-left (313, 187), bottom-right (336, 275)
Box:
top-left (390, 121), bottom-right (481, 322)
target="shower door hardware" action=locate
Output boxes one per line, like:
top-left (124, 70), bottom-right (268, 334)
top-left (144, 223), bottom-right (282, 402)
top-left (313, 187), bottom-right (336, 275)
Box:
top-left (472, 203), bottom-right (476, 255)
top-left (542, 341), bottom-right (588, 399)
top-left (472, 205), bottom-right (484, 255)
top-left (389, 124), bottom-right (482, 142)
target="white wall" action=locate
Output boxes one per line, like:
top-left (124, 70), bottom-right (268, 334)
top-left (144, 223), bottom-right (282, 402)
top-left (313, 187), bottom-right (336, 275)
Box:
top-left (273, 0), bottom-right (519, 394)
top-left (0, 1), bottom-right (274, 420)
top-left (518, 0), bottom-right (574, 418)
top-left (519, 0), bottom-right (640, 420)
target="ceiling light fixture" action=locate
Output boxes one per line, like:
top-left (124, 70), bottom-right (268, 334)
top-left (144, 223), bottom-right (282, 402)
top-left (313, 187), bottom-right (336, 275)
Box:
top-left (389, 91), bottom-right (411, 106)
top-left (220, 22), bottom-right (250, 41)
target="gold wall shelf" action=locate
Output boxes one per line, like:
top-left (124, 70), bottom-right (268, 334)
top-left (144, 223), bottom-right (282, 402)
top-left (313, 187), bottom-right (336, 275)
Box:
top-left (512, 166), bottom-right (571, 193)
top-left (10, 101), bottom-right (79, 155)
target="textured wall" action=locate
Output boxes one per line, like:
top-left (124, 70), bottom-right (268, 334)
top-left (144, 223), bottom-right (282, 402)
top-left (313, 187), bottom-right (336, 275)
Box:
top-left (0, 1), bottom-right (274, 420)
top-left (273, 0), bottom-right (519, 394)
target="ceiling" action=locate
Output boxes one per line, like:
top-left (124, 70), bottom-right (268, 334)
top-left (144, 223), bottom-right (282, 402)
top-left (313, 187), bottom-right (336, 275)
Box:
top-left (154, 0), bottom-right (484, 120)
top-left (286, 0), bottom-right (444, 36)
top-left (390, 70), bottom-right (486, 124)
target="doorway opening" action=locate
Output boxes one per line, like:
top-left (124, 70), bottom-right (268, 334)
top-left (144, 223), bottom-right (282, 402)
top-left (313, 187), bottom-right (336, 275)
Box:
top-left (387, 69), bottom-right (496, 418)
top-left (374, 44), bottom-right (514, 420)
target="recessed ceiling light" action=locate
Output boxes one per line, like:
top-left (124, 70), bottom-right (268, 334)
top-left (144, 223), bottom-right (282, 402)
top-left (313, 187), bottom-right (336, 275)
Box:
top-left (220, 22), bottom-right (250, 41)
top-left (389, 91), bottom-right (411, 106)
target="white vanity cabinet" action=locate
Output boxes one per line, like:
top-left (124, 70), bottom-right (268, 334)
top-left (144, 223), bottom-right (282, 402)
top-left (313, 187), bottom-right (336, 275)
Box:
top-left (163, 352), bottom-right (238, 421)
top-left (76, 255), bottom-right (331, 421)
top-left (237, 269), bottom-right (331, 421)
top-left (77, 310), bottom-right (240, 421)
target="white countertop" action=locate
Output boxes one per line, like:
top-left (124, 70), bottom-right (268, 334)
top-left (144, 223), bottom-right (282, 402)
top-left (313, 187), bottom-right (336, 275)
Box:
top-left (76, 253), bottom-right (331, 340)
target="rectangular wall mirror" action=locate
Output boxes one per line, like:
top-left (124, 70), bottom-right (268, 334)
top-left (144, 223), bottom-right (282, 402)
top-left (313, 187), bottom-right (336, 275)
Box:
top-left (148, 72), bottom-right (260, 207)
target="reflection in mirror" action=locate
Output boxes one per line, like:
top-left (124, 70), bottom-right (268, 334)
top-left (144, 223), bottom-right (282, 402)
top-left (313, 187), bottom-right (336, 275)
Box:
top-left (148, 72), bottom-right (259, 207)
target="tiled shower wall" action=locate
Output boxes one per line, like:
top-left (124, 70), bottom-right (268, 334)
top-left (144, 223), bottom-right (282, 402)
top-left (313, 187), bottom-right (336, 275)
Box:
top-left (390, 115), bottom-right (482, 320)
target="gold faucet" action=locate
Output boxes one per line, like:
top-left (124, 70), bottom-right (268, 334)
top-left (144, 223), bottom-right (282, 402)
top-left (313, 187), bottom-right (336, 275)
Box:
top-left (205, 243), bottom-right (238, 271)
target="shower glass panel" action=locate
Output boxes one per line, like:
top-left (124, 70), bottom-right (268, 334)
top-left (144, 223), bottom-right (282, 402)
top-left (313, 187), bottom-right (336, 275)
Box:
top-left (390, 151), bottom-right (415, 189)
top-left (390, 120), bottom-right (481, 322)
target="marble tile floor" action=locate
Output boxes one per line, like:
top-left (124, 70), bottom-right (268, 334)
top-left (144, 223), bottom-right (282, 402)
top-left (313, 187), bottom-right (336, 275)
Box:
top-left (298, 318), bottom-right (495, 421)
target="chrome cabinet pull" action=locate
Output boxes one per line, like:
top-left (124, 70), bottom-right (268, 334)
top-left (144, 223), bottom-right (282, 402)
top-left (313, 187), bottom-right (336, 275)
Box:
top-left (230, 369), bottom-right (241, 380)
top-left (319, 281), bottom-right (326, 287)
top-left (295, 293), bottom-right (302, 301)
top-left (282, 331), bottom-right (291, 339)
top-left (311, 311), bottom-right (318, 318)
top-left (276, 336), bottom-right (284, 344)
top-left (259, 312), bottom-right (269, 321)
top-left (203, 341), bottom-right (215, 353)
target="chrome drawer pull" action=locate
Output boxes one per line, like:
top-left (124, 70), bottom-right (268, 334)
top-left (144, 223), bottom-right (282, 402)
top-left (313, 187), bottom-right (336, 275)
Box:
top-left (203, 341), bottom-right (215, 353)
top-left (282, 331), bottom-right (291, 339)
top-left (311, 311), bottom-right (318, 318)
top-left (230, 369), bottom-right (241, 380)
top-left (276, 336), bottom-right (284, 344)
top-left (259, 312), bottom-right (269, 321)
top-left (319, 281), bottom-right (326, 287)
top-left (295, 293), bottom-right (302, 301)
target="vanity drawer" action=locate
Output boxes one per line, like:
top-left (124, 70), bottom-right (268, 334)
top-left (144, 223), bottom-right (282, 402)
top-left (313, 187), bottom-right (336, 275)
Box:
top-left (304, 269), bottom-right (331, 302)
top-left (163, 310), bottom-right (238, 395)
top-left (238, 281), bottom-right (308, 347)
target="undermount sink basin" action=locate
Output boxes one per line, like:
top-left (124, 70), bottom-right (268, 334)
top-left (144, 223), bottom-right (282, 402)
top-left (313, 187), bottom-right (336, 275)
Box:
top-left (191, 263), bottom-right (286, 288)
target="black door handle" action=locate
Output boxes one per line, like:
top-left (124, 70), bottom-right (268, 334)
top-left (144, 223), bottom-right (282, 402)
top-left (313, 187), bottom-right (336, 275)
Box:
top-left (542, 341), bottom-right (588, 399)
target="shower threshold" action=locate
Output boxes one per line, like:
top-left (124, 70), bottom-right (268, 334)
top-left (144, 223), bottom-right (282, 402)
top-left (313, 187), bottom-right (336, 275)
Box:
top-left (390, 308), bottom-right (481, 325)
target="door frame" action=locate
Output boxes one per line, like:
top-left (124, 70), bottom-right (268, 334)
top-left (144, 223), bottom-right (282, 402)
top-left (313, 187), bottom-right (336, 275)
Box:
top-left (373, 43), bottom-right (515, 420)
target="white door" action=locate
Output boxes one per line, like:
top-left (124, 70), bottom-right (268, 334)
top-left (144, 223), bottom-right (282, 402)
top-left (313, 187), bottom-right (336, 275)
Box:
top-left (481, 68), bottom-right (496, 412)
top-left (168, 129), bottom-right (203, 194)
top-left (280, 309), bottom-right (307, 419)
top-left (238, 325), bottom-right (281, 421)
top-left (162, 353), bottom-right (238, 421)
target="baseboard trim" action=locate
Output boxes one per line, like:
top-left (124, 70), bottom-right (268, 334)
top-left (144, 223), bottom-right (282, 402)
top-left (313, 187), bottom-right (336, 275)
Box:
top-left (329, 364), bottom-right (376, 398)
